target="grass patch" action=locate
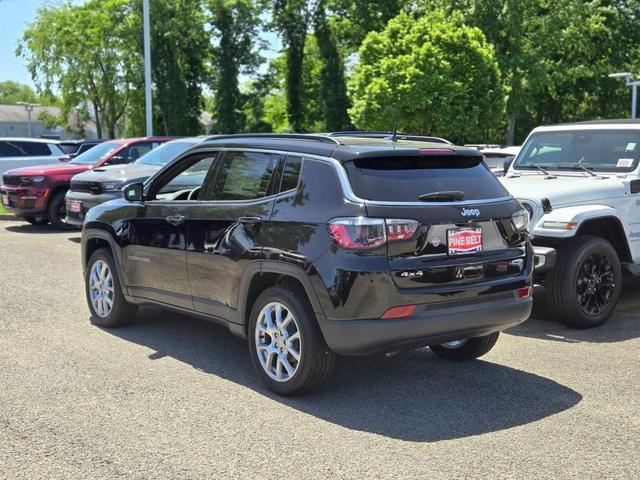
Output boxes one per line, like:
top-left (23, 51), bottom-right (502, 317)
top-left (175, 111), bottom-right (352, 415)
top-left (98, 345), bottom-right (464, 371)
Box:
top-left (0, 203), bottom-right (11, 215)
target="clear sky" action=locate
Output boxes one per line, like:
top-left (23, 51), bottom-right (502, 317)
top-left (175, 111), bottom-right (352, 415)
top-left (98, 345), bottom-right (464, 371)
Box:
top-left (0, 0), bottom-right (279, 89)
top-left (0, 0), bottom-right (44, 87)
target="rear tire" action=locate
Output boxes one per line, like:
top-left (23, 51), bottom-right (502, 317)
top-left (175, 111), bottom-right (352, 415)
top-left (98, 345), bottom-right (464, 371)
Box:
top-left (546, 236), bottom-right (621, 329)
top-left (429, 332), bottom-right (500, 360)
top-left (47, 191), bottom-right (75, 229)
top-left (248, 285), bottom-right (334, 396)
top-left (85, 248), bottom-right (137, 328)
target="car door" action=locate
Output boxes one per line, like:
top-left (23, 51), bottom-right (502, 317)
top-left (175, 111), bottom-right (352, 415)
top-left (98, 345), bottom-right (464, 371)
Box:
top-left (121, 153), bottom-right (219, 310)
top-left (186, 149), bottom-right (282, 319)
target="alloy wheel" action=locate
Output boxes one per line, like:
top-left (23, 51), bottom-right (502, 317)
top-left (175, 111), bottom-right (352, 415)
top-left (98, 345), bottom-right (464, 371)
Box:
top-left (576, 253), bottom-right (615, 315)
top-left (255, 302), bottom-right (301, 382)
top-left (89, 260), bottom-right (114, 318)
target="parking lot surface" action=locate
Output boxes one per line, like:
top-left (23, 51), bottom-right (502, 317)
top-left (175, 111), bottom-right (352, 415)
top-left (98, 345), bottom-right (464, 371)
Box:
top-left (0, 221), bottom-right (638, 479)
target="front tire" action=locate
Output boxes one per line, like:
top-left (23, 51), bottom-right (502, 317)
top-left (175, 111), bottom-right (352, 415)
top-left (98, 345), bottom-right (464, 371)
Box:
top-left (429, 332), bottom-right (500, 360)
top-left (47, 191), bottom-right (75, 229)
top-left (546, 236), bottom-right (621, 329)
top-left (248, 286), bottom-right (334, 396)
top-left (85, 248), bottom-right (137, 327)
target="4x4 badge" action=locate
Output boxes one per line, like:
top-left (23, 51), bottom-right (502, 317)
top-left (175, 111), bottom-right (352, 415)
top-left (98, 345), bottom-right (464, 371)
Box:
top-left (461, 208), bottom-right (481, 217)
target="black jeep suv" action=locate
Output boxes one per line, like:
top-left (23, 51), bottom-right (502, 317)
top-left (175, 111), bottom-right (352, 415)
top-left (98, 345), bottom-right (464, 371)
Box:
top-left (81, 133), bottom-right (533, 395)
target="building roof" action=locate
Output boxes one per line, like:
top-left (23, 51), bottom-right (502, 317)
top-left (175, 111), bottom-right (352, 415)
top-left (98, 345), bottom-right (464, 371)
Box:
top-left (0, 104), bottom-right (61, 123)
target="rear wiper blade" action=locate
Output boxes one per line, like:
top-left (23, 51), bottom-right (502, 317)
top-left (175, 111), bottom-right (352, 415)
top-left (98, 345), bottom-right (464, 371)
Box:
top-left (418, 191), bottom-right (465, 201)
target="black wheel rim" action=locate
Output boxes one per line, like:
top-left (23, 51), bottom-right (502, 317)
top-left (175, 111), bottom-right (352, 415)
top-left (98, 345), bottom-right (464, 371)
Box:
top-left (576, 253), bottom-right (615, 315)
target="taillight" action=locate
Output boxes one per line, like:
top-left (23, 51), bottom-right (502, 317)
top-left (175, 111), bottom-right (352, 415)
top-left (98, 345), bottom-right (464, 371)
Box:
top-left (328, 217), bottom-right (418, 249)
top-left (385, 219), bottom-right (418, 241)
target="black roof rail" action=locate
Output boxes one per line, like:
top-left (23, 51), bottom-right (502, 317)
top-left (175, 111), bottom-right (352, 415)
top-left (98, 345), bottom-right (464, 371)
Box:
top-left (326, 131), bottom-right (453, 145)
top-left (204, 133), bottom-right (340, 145)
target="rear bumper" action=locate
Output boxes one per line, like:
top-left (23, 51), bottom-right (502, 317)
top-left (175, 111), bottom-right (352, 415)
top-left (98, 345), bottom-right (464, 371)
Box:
top-left (319, 292), bottom-right (532, 355)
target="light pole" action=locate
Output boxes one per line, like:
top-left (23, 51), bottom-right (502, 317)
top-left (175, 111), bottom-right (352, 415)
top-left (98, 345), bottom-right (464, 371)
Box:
top-left (609, 72), bottom-right (640, 119)
top-left (143, 0), bottom-right (153, 136)
top-left (16, 102), bottom-right (39, 138)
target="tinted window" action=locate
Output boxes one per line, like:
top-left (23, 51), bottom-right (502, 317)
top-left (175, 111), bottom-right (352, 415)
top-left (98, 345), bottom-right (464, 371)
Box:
top-left (70, 142), bottom-right (121, 165)
top-left (344, 155), bottom-right (508, 202)
top-left (76, 143), bottom-right (99, 156)
top-left (138, 141), bottom-right (197, 166)
top-left (59, 144), bottom-right (79, 154)
top-left (0, 141), bottom-right (52, 157)
top-left (280, 156), bottom-right (302, 192)
top-left (155, 156), bottom-right (217, 199)
top-left (209, 151), bottom-right (280, 201)
top-left (515, 130), bottom-right (640, 172)
top-left (483, 154), bottom-right (512, 169)
top-left (0, 141), bottom-right (20, 157)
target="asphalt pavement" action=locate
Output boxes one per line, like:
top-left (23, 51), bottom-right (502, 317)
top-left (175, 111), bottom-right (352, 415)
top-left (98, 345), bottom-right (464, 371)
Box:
top-left (0, 221), bottom-right (638, 479)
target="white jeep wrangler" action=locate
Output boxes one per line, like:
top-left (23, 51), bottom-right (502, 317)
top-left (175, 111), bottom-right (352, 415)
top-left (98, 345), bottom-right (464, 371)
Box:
top-left (501, 120), bottom-right (640, 328)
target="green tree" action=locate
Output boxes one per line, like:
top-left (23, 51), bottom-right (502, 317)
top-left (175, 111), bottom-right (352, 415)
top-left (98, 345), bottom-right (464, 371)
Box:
top-left (313, 1), bottom-right (351, 131)
top-left (208, 0), bottom-right (261, 134)
top-left (348, 9), bottom-right (503, 143)
top-left (0, 81), bottom-right (39, 105)
top-left (19, 0), bottom-right (138, 138)
top-left (124, 0), bottom-right (208, 136)
top-left (269, 0), bottom-right (316, 132)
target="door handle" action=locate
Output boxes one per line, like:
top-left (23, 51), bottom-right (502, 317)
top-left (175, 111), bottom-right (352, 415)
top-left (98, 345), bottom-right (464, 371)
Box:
top-left (238, 216), bottom-right (262, 224)
top-left (165, 214), bottom-right (186, 225)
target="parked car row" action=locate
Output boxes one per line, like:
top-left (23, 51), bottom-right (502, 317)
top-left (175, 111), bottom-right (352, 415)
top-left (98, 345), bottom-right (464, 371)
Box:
top-left (1, 121), bottom-right (638, 395)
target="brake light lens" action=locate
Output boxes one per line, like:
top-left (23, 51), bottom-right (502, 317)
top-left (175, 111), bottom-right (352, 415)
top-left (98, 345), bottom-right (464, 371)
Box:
top-left (418, 148), bottom-right (455, 155)
top-left (516, 286), bottom-right (532, 298)
top-left (328, 217), bottom-right (419, 249)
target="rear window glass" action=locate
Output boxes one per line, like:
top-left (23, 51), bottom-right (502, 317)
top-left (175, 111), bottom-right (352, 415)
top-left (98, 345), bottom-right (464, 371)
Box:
top-left (344, 155), bottom-right (508, 202)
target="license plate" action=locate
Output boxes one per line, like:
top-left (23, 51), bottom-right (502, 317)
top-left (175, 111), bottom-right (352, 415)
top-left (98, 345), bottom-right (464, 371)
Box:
top-left (1, 194), bottom-right (8, 206)
top-left (70, 200), bottom-right (82, 213)
top-left (447, 227), bottom-right (483, 255)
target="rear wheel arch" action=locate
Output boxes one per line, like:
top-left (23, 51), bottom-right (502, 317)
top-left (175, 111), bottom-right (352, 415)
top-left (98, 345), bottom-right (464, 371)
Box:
top-left (238, 261), bottom-right (324, 337)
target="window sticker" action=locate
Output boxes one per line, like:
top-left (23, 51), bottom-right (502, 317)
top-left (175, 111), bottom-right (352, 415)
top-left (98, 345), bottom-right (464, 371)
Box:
top-left (626, 142), bottom-right (637, 151)
top-left (616, 158), bottom-right (634, 168)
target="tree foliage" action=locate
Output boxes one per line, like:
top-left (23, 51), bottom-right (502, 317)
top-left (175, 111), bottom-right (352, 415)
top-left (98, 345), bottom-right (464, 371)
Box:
top-left (348, 9), bottom-right (503, 143)
top-left (208, 0), bottom-right (262, 133)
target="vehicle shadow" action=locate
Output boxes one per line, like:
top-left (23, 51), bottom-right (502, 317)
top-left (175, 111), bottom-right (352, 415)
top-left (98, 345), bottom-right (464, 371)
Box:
top-left (68, 236), bottom-right (81, 244)
top-left (507, 282), bottom-right (640, 344)
top-left (4, 224), bottom-right (79, 235)
top-left (100, 306), bottom-right (582, 442)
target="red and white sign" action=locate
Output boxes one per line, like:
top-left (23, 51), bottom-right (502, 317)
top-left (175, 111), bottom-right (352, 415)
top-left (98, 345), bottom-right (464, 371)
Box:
top-left (70, 201), bottom-right (82, 213)
top-left (447, 228), bottom-right (483, 255)
top-left (1, 194), bottom-right (8, 206)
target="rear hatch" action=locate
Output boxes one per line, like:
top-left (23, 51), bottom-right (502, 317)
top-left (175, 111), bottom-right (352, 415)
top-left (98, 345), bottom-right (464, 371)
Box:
top-left (342, 149), bottom-right (527, 289)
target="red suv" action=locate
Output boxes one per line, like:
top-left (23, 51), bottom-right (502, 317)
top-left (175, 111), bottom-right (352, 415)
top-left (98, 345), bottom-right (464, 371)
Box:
top-left (0, 137), bottom-right (174, 228)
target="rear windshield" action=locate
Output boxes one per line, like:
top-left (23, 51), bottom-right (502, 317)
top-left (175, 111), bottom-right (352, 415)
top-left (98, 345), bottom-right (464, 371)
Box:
top-left (344, 155), bottom-right (508, 202)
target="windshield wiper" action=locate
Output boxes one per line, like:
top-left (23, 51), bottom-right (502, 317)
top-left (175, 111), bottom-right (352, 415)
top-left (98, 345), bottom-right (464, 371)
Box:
top-left (418, 191), bottom-right (465, 201)
top-left (517, 165), bottom-right (556, 177)
top-left (557, 163), bottom-right (598, 177)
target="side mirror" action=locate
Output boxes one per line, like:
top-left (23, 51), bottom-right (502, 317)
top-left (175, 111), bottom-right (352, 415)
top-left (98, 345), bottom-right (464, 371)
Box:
top-left (123, 182), bottom-right (144, 202)
top-left (108, 155), bottom-right (125, 165)
top-left (503, 156), bottom-right (515, 175)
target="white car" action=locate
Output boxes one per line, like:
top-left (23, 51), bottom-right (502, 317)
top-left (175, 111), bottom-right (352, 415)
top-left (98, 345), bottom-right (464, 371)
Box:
top-left (481, 146), bottom-right (521, 176)
top-left (0, 138), bottom-right (68, 175)
top-left (501, 120), bottom-right (640, 328)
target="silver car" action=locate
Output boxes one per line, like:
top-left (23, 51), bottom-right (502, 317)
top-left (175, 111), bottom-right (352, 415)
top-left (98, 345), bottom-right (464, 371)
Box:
top-left (65, 137), bottom-right (203, 225)
top-left (0, 138), bottom-right (69, 175)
